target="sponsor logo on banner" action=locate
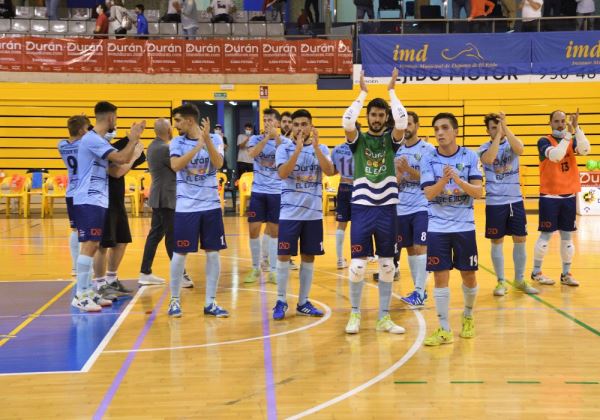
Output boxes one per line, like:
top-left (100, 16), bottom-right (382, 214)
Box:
top-left (22, 37), bottom-right (68, 72)
top-left (261, 40), bottom-right (296, 73)
top-left (222, 40), bottom-right (261, 73)
top-left (0, 38), bottom-right (23, 71)
top-left (146, 40), bottom-right (183, 73)
top-left (65, 39), bottom-right (106, 72)
top-left (183, 39), bottom-right (223, 73)
top-left (580, 171), bottom-right (600, 187)
top-left (106, 39), bottom-right (146, 73)
top-left (335, 39), bottom-right (353, 74)
top-left (297, 39), bottom-right (335, 73)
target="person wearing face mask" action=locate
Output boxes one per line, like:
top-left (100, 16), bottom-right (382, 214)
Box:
top-left (93, 4), bottom-right (109, 39)
top-left (237, 123), bottom-right (255, 176)
top-left (213, 124), bottom-right (228, 171)
top-left (530, 109), bottom-right (591, 287)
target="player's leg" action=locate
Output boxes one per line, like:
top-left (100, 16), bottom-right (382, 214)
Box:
top-left (104, 205), bottom-right (133, 294)
top-left (402, 213), bottom-right (428, 307)
top-left (274, 219), bottom-right (299, 320)
top-left (531, 197), bottom-right (558, 285)
top-left (558, 197), bottom-right (579, 286)
top-left (507, 201), bottom-right (538, 293)
top-left (335, 185), bottom-right (351, 269)
top-left (265, 193), bottom-right (282, 282)
top-left (486, 204), bottom-right (508, 295)
top-left (139, 207), bottom-right (167, 285)
top-left (246, 193), bottom-right (265, 283)
top-left (453, 231), bottom-right (479, 339)
top-left (199, 208), bottom-right (229, 317)
top-left (296, 220), bottom-right (324, 317)
top-left (66, 197), bottom-right (79, 277)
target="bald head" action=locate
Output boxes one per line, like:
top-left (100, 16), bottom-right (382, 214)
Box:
top-left (154, 118), bottom-right (172, 141)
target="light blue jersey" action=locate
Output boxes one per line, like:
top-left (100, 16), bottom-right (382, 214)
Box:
top-left (478, 139), bottom-right (522, 206)
top-left (420, 146), bottom-right (483, 233)
top-left (58, 139), bottom-right (80, 198)
top-left (275, 142), bottom-right (330, 221)
top-left (248, 134), bottom-right (292, 194)
top-left (169, 133), bottom-right (224, 213)
top-left (72, 131), bottom-right (116, 208)
top-left (395, 139), bottom-right (435, 215)
top-left (331, 143), bottom-right (354, 184)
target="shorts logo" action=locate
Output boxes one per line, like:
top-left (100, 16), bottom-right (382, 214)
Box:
top-left (177, 240), bottom-right (190, 247)
top-left (487, 228), bottom-right (499, 235)
top-left (351, 244), bottom-right (363, 253)
top-left (247, 211), bottom-right (256, 218)
top-left (279, 242), bottom-right (290, 250)
top-left (90, 228), bottom-right (102, 236)
top-left (540, 221), bottom-right (552, 229)
top-left (427, 256), bottom-right (440, 266)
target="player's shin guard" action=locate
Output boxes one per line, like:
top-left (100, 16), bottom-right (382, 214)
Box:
top-left (170, 252), bottom-right (186, 298)
top-left (349, 259), bottom-right (366, 313)
top-left (533, 232), bottom-right (551, 274)
top-left (559, 231), bottom-right (574, 275)
top-left (298, 261), bottom-right (314, 305)
top-left (276, 260), bottom-right (290, 302)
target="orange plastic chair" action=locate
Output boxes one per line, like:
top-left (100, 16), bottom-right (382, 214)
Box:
top-left (0, 174), bottom-right (31, 217)
top-left (322, 174), bottom-right (340, 214)
top-left (238, 172), bottom-right (253, 215)
top-left (217, 172), bottom-right (227, 211)
top-left (124, 175), bottom-right (140, 216)
top-left (138, 173), bottom-right (151, 214)
top-left (41, 175), bottom-right (68, 217)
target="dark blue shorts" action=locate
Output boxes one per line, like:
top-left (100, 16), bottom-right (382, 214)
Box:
top-left (485, 201), bottom-right (527, 239)
top-left (66, 197), bottom-right (76, 229)
top-left (350, 204), bottom-right (397, 258)
top-left (173, 208), bottom-right (227, 253)
top-left (74, 204), bottom-right (107, 243)
top-left (247, 192), bottom-right (280, 224)
top-left (278, 219), bottom-right (324, 256)
top-left (396, 211), bottom-right (428, 248)
top-left (538, 196), bottom-right (577, 232)
top-left (335, 184), bottom-right (353, 223)
top-left (426, 231), bottom-right (478, 271)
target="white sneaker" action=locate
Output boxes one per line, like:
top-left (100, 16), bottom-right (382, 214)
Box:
top-left (531, 271), bottom-right (555, 285)
top-left (376, 315), bottom-right (406, 334)
top-left (182, 273), bottom-right (194, 288)
top-left (345, 312), bottom-right (361, 334)
top-left (71, 292), bottom-right (102, 312)
top-left (90, 291), bottom-right (113, 307)
top-left (71, 269), bottom-right (77, 277)
top-left (289, 258), bottom-right (298, 270)
top-left (138, 273), bottom-right (166, 286)
top-left (560, 273), bottom-right (580, 287)
top-left (337, 258), bottom-right (348, 269)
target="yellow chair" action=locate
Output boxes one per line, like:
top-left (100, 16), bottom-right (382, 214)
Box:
top-left (217, 172), bottom-right (227, 211)
top-left (41, 175), bottom-right (68, 217)
top-left (124, 175), bottom-right (140, 216)
top-left (322, 174), bottom-right (340, 214)
top-left (0, 174), bottom-right (31, 217)
top-left (238, 172), bottom-right (253, 215)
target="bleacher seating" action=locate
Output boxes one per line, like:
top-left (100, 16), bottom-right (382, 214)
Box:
top-left (33, 7), bottom-right (47, 19)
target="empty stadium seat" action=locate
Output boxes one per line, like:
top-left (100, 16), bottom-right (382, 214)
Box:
top-left (213, 22), bottom-right (231, 36)
top-left (11, 19), bottom-right (30, 33)
top-left (198, 22), bottom-right (213, 36)
top-left (148, 22), bottom-right (159, 35)
top-left (266, 23), bottom-right (284, 36)
top-left (31, 20), bottom-right (49, 33)
top-left (68, 20), bottom-right (87, 35)
top-left (145, 9), bottom-right (160, 23)
top-left (159, 22), bottom-right (178, 35)
top-left (232, 22), bottom-right (249, 37)
top-left (15, 6), bottom-right (32, 19)
top-left (0, 20), bottom-right (11, 32)
top-left (49, 21), bottom-right (67, 34)
top-left (70, 8), bottom-right (91, 20)
top-left (248, 22), bottom-right (266, 37)
top-left (33, 7), bottom-right (47, 19)
top-left (85, 21), bottom-right (97, 35)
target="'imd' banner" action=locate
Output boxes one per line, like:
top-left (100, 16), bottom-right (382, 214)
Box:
top-left (360, 31), bottom-right (600, 78)
top-left (0, 37), bottom-right (353, 75)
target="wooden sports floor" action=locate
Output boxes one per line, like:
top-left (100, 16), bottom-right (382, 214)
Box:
top-left (1, 201), bottom-right (599, 419)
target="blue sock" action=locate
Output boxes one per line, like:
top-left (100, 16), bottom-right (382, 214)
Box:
top-left (250, 238), bottom-right (260, 269)
top-left (513, 242), bottom-right (527, 282)
top-left (335, 229), bottom-right (345, 261)
top-left (349, 281), bottom-right (364, 314)
top-left (414, 254), bottom-right (428, 298)
top-left (170, 253), bottom-right (186, 298)
top-left (298, 261), bottom-right (314, 305)
top-left (205, 251), bottom-right (220, 306)
top-left (407, 255), bottom-right (418, 288)
top-left (269, 237), bottom-right (278, 272)
top-left (491, 242), bottom-right (505, 282)
top-left (69, 231), bottom-right (79, 271)
top-left (276, 260), bottom-right (290, 302)
top-left (76, 255), bottom-right (93, 295)
top-left (462, 284), bottom-right (478, 317)
top-left (378, 281), bottom-right (392, 319)
top-left (434, 287), bottom-right (450, 331)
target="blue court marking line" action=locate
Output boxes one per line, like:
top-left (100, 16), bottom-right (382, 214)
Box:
top-left (479, 263), bottom-right (600, 338)
top-left (94, 287), bottom-right (169, 419)
top-left (0, 281), bottom-right (75, 347)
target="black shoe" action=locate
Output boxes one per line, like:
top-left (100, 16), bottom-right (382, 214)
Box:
top-left (111, 278), bottom-right (133, 295)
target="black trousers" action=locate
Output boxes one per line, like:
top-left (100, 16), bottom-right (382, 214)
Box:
top-left (140, 207), bottom-right (175, 274)
top-left (305, 0), bottom-right (319, 23)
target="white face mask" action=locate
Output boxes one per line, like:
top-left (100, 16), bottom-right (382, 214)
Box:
top-left (96, 6), bottom-right (102, 14)
top-left (215, 129), bottom-right (222, 135)
top-left (245, 129), bottom-right (252, 135)
top-left (104, 130), bottom-right (117, 141)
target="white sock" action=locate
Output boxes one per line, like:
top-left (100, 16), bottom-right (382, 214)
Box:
top-left (170, 253), bottom-right (186, 299)
top-left (335, 229), bottom-right (345, 261)
top-left (434, 287), bottom-right (450, 331)
top-left (276, 260), bottom-right (290, 302)
top-left (269, 237), bottom-right (278, 272)
top-left (491, 242), bottom-right (505, 282)
top-left (407, 255), bottom-right (418, 288)
top-left (94, 276), bottom-right (107, 290)
top-left (250, 237), bottom-right (260, 269)
top-left (106, 271), bottom-right (117, 285)
top-left (261, 234), bottom-right (270, 261)
top-left (413, 254), bottom-right (427, 298)
top-left (462, 284), bottom-right (478, 317)
top-left (76, 255), bottom-right (93, 295)
top-left (69, 231), bottom-right (79, 271)
top-left (298, 261), bottom-right (314, 305)
top-left (205, 251), bottom-right (220, 306)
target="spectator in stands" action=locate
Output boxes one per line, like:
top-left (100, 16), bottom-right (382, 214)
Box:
top-left (542, 0), bottom-right (561, 28)
top-left (135, 4), bottom-right (149, 38)
top-left (576, 0), bottom-right (595, 30)
top-left (305, 0), bottom-right (319, 23)
top-left (453, 0), bottom-right (471, 19)
top-left (354, 0), bottom-right (374, 20)
top-left (173, 0), bottom-right (198, 38)
top-left (0, 0), bottom-right (15, 18)
top-left (45, 0), bottom-right (58, 20)
top-left (468, 0), bottom-right (495, 31)
top-left (520, 0), bottom-right (542, 31)
top-left (237, 123), bottom-right (255, 176)
top-left (208, 0), bottom-right (235, 23)
top-left (94, 4), bottom-right (109, 38)
top-left (500, 0), bottom-right (517, 31)
top-left (214, 124), bottom-right (229, 170)
top-left (161, 0), bottom-right (181, 22)
top-left (263, 0), bottom-right (286, 21)
top-left (109, 0), bottom-right (132, 38)
top-left (297, 8), bottom-right (309, 32)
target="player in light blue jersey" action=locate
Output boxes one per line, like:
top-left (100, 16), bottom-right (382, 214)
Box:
top-left (420, 112), bottom-right (483, 346)
top-left (479, 112), bottom-right (538, 296)
top-left (58, 115), bottom-right (91, 277)
top-left (272, 109), bottom-right (334, 320)
top-left (167, 103), bottom-right (228, 319)
top-left (394, 111), bottom-right (435, 308)
top-left (244, 108), bottom-right (292, 284)
top-left (72, 101), bottom-right (145, 312)
top-left (331, 141), bottom-right (354, 269)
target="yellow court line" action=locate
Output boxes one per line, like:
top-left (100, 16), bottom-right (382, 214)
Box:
top-left (0, 281), bottom-right (75, 347)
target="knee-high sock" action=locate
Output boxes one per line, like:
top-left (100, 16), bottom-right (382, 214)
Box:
top-left (559, 230), bottom-right (574, 275)
top-left (205, 251), bottom-right (220, 306)
top-left (298, 261), bottom-right (314, 305)
top-left (69, 231), bottom-right (79, 271)
top-left (261, 234), bottom-right (270, 261)
top-left (335, 229), bottom-right (345, 261)
top-left (407, 255), bottom-right (418, 288)
top-left (276, 260), bottom-right (290, 302)
top-left (269, 237), bottom-right (278, 272)
top-left (491, 242), bottom-right (505, 281)
top-left (76, 255), bottom-right (93, 295)
top-left (434, 287), bottom-right (450, 331)
top-left (513, 242), bottom-right (527, 281)
top-left (377, 258), bottom-right (394, 319)
top-left (349, 259), bottom-right (366, 313)
top-left (533, 232), bottom-right (552, 274)
top-left (170, 253), bottom-right (186, 298)
top-left (413, 254), bottom-right (428, 298)
top-left (249, 237), bottom-right (261, 269)
top-left (462, 284), bottom-right (478, 317)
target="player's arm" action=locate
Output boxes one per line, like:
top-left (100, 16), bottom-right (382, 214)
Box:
top-left (171, 139), bottom-right (204, 171)
top-left (571, 109), bottom-right (591, 155)
top-left (450, 162), bottom-right (483, 199)
top-left (343, 72), bottom-right (368, 143)
top-left (109, 142), bottom-right (144, 178)
top-left (500, 112), bottom-right (524, 156)
top-left (202, 119), bottom-right (224, 170)
top-left (278, 135), bottom-right (303, 179)
top-left (388, 67), bottom-right (407, 142)
top-left (480, 129), bottom-right (502, 165)
top-left (312, 129), bottom-right (335, 176)
top-left (423, 175), bottom-right (450, 201)
top-left (107, 121), bottom-right (145, 164)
